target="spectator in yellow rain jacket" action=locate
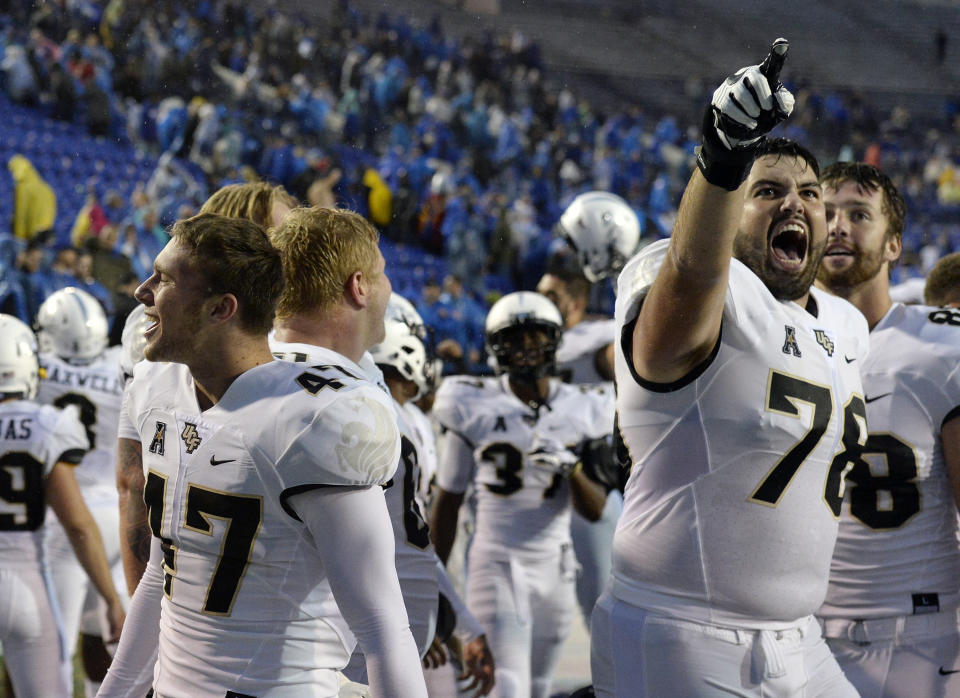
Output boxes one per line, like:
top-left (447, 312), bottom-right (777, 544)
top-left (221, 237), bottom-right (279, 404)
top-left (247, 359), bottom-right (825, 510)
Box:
top-left (362, 167), bottom-right (392, 227)
top-left (8, 155), bottom-right (56, 242)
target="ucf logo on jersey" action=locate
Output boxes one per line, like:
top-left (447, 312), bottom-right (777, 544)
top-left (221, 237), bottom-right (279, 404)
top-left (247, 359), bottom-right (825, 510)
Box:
top-left (181, 422), bottom-right (202, 454)
top-left (813, 329), bottom-right (835, 356)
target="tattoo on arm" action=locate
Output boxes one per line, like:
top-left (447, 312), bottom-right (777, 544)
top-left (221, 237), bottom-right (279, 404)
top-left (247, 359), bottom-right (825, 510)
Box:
top-left (117, 438), bottom-right (150, 593)
top-left (127, 497), bottom-right (151, 564)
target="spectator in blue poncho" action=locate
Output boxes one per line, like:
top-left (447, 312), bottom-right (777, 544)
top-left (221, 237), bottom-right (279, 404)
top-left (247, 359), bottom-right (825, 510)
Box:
top-left (2, 44), bottom-right (38, 105)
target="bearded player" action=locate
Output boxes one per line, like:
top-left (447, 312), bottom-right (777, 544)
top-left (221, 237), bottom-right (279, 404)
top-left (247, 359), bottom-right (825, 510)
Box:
top-left (816, 162), bottom-right (960, 696)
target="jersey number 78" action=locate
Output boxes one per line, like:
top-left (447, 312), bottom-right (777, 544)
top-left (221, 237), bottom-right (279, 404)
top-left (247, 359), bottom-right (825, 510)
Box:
top-left (749, 370), bottom-right (866, 516)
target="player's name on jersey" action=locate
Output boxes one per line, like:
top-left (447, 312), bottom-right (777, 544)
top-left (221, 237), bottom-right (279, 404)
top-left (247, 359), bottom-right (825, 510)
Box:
top-left (41, 364), bottom-right (123, 395)
top-left (0, 415), bottom-right (33, 440)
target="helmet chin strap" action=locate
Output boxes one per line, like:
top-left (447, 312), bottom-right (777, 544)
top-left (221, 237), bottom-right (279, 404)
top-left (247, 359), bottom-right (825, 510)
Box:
top-left (506, 363), bottom-right (554, 413)
top-left (507, 364), bottom-right (548, 384)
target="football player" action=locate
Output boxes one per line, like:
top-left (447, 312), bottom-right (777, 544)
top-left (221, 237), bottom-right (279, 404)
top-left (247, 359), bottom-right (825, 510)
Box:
top-left (925, 251), bottom-right (960, 307)
top-left (591, 42), bottom-right (866, 696)
top-left (98, 213), bottom-right (426, 697)
top-left (385, 318), bottom-right (495, 698)
top-left (371, 315), bottom-right (495, 696)
top-left (115, 301), bottom-right (155, 600)
top-left (430, 291), bottom-right (614, 698)
top-left (34, 286), bottom-right (127, 696)
top-left (273, 275), bottom-right (494, 696)
top-left (816, 163), bottom-right (960, 696)
top-left (536, 256), bottom-right (627, 631)
top-left (0, 314), bottom-right (124, 697)
top-left (113, 182), bottom-right (298, 598)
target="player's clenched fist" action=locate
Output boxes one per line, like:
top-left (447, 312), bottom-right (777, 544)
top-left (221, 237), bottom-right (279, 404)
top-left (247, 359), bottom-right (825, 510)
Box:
top-left (697, 38), bottom-right (795, 190)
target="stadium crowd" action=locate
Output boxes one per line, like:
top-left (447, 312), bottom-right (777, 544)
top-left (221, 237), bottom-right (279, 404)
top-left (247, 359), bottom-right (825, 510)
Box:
top-left (1, 1), bottom-right (960, 697)
top-left (1, 0), bottom-right (959, 345)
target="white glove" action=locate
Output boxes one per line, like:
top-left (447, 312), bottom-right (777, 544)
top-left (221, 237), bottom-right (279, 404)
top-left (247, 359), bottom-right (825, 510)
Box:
top-left (697, 38), bottom-right (795, 190)
top-left (710, 64), bottom-right (795, 150)
top-left (338, 676), bottom-right (371, 698)
top-left (527, 434), bottom-right (580, 478)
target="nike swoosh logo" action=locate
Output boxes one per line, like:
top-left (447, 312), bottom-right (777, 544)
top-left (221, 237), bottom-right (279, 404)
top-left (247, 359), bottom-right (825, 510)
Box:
top-left (865, 393), bottom-right (892, 404)
top-left (209, 456), bottom-right (235, 466)
top-left (940, 667), bottom-right (960, 675)
top-left (844, 355), bottom-right (856, 363)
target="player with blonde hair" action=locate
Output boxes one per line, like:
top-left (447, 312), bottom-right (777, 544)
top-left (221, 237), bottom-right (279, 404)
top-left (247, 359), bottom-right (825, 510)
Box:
top-left (100, 213), bottom-right (426, 697)
top-left (199, 181), bottom-right (297, 228)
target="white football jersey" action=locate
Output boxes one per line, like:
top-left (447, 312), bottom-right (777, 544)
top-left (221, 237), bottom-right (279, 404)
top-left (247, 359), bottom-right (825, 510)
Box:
top-left (36, 347), bottom-right (123, 490)
top-left (125, 359), bottom-right (400, 695)
top-left (556, 317), bottom-right (615, 385)
top-left (0, 400), bottom-right (87, 568)
top-left (433, 375), bottom-right (615, 556)
top-left (820, 303), bottom-right (960, 619)
top-left (403, 401), bottom-right (439, 508)
top-left (270, 339), bottom-right (387, 394)
top-left (612, 239), bottom-right (869, 626)
top-left (272, 340), bottom-right (438, 653)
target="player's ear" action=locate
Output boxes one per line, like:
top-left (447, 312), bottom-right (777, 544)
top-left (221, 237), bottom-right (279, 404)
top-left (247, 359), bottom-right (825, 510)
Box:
top-left (573, 292), bottom-right (588, 315)
top-left (208, 293), bottom-right (240, 324)
top-left (345, 269), bottom-right (369, 309)
top-left (884, 233), bottom-right (902, 264)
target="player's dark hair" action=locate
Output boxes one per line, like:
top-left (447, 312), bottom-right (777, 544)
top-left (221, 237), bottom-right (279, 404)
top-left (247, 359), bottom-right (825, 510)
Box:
top-left (820, 162), bottom-right (906, 241)
top-left (170, 213), bottom-right (284, 335)
top-left (753, 138), bottom-right (820, 179)
top-left (545, 252), bottom-right (592, 300)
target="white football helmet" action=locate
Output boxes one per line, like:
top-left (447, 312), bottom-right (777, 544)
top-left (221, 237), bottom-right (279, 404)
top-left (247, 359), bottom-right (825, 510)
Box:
top-left (0, 314), bottom-right (39, 399)
top-left (36, 287), bottom-right (108, 362)
top-left (429, 170), bottom-right (455, 196)
top-left (423, 356), bottom-right (443, 394)
top-left (485, 291), bottom-right (562, 381)
top-left (119, 304), bottom-right (148, 383)
top-left (385, 292), bottom-right (426, 337)
top-left (556, 191), bottom-right (641, 282)
top-left (370, 320), bottom-right (429, 400)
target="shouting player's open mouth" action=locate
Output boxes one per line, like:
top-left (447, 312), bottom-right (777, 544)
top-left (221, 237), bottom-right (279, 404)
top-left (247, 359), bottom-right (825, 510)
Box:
top-left (769, 218), bottom-right (808, 271)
